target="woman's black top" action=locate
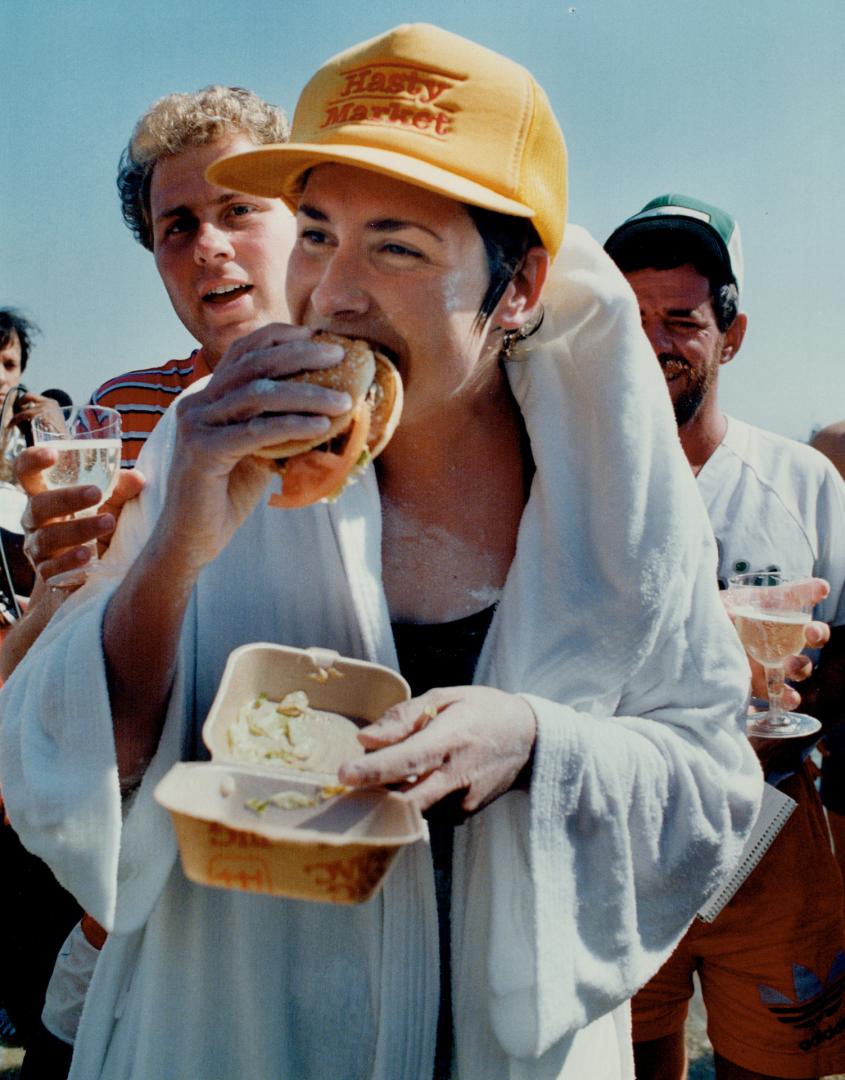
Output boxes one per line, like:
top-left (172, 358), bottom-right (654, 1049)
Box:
top-left (391, 603), bottom-right (497, 1080)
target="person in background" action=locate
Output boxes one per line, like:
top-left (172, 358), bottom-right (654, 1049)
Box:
top-left (3, 83), bottom-right (294, 671)
top-left (606, 194), bottom-right (845, 1080)
top-left (0, 309), bottom-right (82, 1061)
top-left (0, 310), bottom-right (33, 407)
top-left (1, 26), bottom-right (761, 1079)
top-left (0, 310), bottom-right (37, 495)
top-left (91, 84), bottom-right (295, 467)
top-left (0, 310), bottom-right (56, 602)
top-left (1, 85), bottom-right (293, 1080)
top-left (0, 309), bottom-right (52, 480)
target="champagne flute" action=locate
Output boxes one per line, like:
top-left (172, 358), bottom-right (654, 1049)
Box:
top-left (727, 571), bottom-right (821, 739)
top-left (31, 404), bottom-right (122, 589)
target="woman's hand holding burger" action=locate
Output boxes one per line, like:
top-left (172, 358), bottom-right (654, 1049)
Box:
top-left (158, 324), bottom-right (353, 573)
top-left (255, 330), bottom-right (402, 509)
top-left (159, 323), bottom-right (402, 575)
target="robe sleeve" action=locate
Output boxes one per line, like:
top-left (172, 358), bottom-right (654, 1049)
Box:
top-left (472, 542), bottom-right (761, 1060)
top-left (0, 402), bottom-right (191, 931)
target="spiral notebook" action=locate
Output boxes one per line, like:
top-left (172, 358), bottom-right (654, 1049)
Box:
top-left (696, 782), bottom-right (797, 923)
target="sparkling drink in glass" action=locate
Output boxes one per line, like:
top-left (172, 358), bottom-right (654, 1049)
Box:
top-left (727, 571), bottom-right (821, 739)
top-left (32, 404), bottom-right (122, 589)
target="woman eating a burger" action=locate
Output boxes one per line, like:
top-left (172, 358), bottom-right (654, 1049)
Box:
top-left (0, 24), bottom-right (760, 1080)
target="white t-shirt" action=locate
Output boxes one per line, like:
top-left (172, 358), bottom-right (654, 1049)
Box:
top-left (697, 416), bottom-right (845, 628)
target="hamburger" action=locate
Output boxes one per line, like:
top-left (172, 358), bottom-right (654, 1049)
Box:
top-left (256, 332), bottom-right (403, 509)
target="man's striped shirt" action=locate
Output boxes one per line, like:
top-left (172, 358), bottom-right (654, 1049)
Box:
top-left (90, 350), bottom-right (211, 467)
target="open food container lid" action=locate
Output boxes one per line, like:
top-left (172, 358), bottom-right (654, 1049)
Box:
top-left (154, 643), bottom-right (425, 904)
top-left (202, 643), bottom-right (411, 778)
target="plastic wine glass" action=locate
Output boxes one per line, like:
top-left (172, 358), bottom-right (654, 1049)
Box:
top-left (727, 570), bottom-right (821, 739)
top-left (31, 404), bottom-right (122, 589)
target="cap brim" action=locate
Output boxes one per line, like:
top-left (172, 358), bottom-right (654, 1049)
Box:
top-left (207, 142), bottom-right (536, 223)
top-left (605, 216), bottom-right (736, 287)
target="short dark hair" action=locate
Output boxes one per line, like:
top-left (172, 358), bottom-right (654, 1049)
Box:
top-left (0, 309), bottom-right (39, 371)
top-left (464, 205), bottom-right (542, 326)
top-left (607, 231), bottom-right (739, 332)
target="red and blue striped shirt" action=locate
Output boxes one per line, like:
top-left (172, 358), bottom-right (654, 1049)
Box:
top-left (89, 350), bottom-right (211, 467)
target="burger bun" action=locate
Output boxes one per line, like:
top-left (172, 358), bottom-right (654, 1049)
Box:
top-left (260, 333), bottom-right (403, 509)
top-left (254, 332), bottom-right (376, 461)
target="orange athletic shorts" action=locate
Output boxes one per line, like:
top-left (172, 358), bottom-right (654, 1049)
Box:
top-left (632, 762), bottom-right (845, 1077)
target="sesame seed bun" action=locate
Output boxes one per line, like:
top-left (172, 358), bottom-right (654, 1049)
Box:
top-left (254, 332), bottom-right (376, 460)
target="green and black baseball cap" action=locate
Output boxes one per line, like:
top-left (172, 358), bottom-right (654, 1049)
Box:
top-left (604, 194), bottom-right (743, 295)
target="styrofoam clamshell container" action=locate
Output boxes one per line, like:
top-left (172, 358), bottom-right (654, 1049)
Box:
top-left (154, 643), bottom-right (425, 904)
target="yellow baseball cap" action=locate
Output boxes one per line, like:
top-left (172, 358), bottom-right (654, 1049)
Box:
top-left (207, 23), bottom-right (567, 257)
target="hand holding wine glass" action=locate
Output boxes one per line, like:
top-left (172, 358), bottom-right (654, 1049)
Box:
top-left (31, 404), bottom-right (122, 589)
top-left (727, 571), bottom-right (822, 739)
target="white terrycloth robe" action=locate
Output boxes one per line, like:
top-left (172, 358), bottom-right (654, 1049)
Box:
top-left (0, 227), bottom-right (761, 1080)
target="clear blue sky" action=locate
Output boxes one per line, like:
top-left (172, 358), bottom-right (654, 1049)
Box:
top-left (3, 0), bottom-right (843, 441)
